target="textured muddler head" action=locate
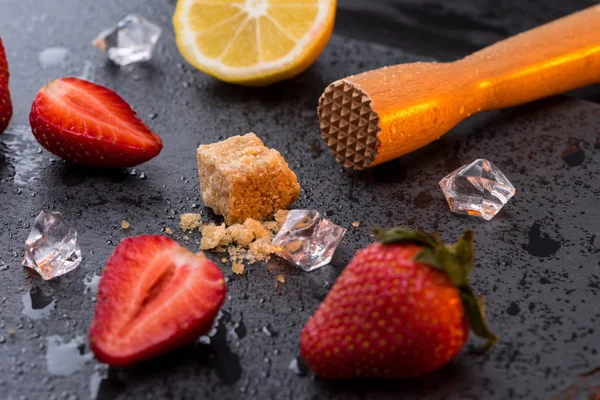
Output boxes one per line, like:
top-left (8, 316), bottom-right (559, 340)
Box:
top-left (318, 80), bottom-right (381, 170)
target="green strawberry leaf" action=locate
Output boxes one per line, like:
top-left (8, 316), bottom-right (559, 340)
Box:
top-left (373, 227), bottom-right (438, 248)
top-left (414, 247), bottom-right (443, 270)
top-left (432, 246), bottom-right (467, 287)
top-left (454, 229), bottom-right (475, 276)
top-left (458, 285), bottom-right (499, 350)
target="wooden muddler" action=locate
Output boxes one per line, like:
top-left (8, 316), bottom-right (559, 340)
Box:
top-left (318, 5), bottom-right (600, 170)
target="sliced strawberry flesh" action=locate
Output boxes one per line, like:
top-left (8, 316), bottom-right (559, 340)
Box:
top-left (0, 37), bottom-right (12, 134)
top-left (90, 236), bottom-right (226, 366)
top-left (37, 78), bottom-right (160, 150)
top-left (30, 77), bottom-right (162, 167)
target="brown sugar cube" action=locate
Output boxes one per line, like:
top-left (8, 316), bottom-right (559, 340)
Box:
top-left (197, 133), bottom-right (300, 224)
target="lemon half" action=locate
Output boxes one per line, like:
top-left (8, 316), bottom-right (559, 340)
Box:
top-left (174, 0), bottom-right (337, 86)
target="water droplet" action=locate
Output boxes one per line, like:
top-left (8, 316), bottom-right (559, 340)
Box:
top-left (83, 273), bottom-right (101, 295)
top-left (262, 325), bottom-right (277, 337)
top-left (288, 357), bottom-right (308, 377)
top-left (197, 335), bottom-right (211, 345)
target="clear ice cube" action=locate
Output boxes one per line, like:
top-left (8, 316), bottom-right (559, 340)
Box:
top-left (93, 15), bottom-right (162, 66)
top-left (23, 211), bottom-right (82, 280)
top-left (439, 158), bottom-right (515, 220)
top-left (272, 210), bottom-right (346, 272)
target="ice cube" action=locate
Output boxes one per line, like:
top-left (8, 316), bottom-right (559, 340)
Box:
top-left (23, 211), bottom-right (82, 280)
top-left (272, 210), bottom-right (346, 272)
top-left (439, 158), bottom-right (515, 220)
top-left (93, 15), bottom-right (162, 66)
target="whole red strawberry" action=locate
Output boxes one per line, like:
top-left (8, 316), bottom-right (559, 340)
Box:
top-left (30, 77), bottom-right (162, 168)
top-left (300, 228), bottom-right (497, 379)
top-left (0, 38), bottom-right (13, 133)
top-left (89, 235), bottom-right (226, 366)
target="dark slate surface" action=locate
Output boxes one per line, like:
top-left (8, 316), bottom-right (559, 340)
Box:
top-left (0, 1), bottom-right (599, 399)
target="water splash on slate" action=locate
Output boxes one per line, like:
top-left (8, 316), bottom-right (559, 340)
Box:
top-left (522, 222), bottom-right (561, 257)
top-left (211, 311), bottom-right (242, 385)
top-left (21, 287), bottom-right (56, 320)
top-left (1, 125), bottom-right (45, 186)
top-left (89, 365), bottom-right (126, 400)
top-left (562, 147), bottom-right (585, 167)
top-left (38, 47), bottom-right (69, 67)
top-left (45, 335), bottom-right (93, 376)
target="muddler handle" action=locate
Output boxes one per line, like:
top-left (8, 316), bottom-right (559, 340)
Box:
top-left (318, 5), bottom-right (600, 169)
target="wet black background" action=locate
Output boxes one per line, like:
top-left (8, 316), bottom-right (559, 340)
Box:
top-left (0, 0), bottom-right (599, 399)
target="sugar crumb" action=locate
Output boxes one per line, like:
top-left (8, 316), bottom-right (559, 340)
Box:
top-left (232, 262), bottom-right (244, 275)
top-left (165, 227), bottom-right (173, 235)
top-left (274, 209), bottom-right (289, 226)
top-left (180, 213), bottom-right (202, 231)
top-left (228, 224), bottom-right (254, 246)
top-left (121, 220), bottom-right (130, 229)
top-left (262, 221), bottom-right (279, 233)
top-left (200, 214), bottom-right (284, 266)
top-left (249, 238), bottom-right (278, 262)
top-left (244, 218), bottom-right (269, 239)
top-left (219, 229), bottom-right (233, 246)
top-left (200, 223), bottom-right (227, 250)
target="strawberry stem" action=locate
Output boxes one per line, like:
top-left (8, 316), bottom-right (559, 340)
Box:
top-left (373, 227), bottom-right (499, 349)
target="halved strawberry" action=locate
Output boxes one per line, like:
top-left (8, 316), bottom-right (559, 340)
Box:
top-left (30, 77), bottom-right (162, 168)
top-left (0, 38), bottom-right (12, 134)
top-left (89, 235), bottom-right (226, 366)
